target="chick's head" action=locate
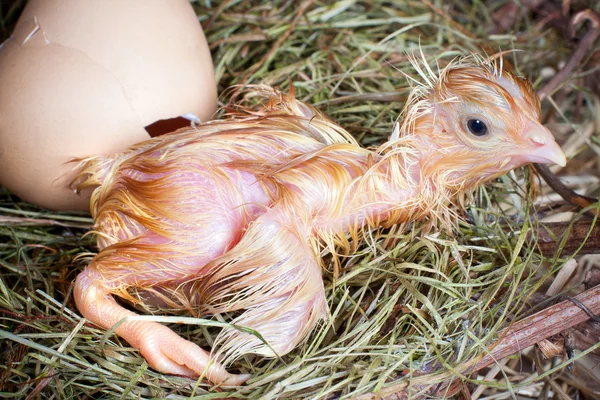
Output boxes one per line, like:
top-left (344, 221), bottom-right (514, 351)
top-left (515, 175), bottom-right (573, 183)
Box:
top-left (402, 55), bottom-right (566, 191)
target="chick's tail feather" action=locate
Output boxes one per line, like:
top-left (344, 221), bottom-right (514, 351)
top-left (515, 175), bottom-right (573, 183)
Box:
top-left (70, 156), bottom-right (117, 191)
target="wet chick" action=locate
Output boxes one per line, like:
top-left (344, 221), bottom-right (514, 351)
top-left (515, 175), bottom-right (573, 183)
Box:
top-left (72, 55), bottom-right (566, 385)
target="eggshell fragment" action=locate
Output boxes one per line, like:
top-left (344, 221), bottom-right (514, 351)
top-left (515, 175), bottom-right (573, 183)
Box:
top-left (0, 0), bottom-right (216, 210)
top-left (16, 0), bottom-right (217, 126)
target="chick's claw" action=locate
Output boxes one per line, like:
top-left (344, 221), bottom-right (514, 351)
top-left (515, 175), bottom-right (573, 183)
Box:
top-left (74, 267), bottom-right (248, 385)
top-left (136, 323), bottom-right (249, 386)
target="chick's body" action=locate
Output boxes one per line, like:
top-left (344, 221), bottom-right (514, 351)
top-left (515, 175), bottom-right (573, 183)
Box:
top-left (73, 56), bottom-right (566, 385)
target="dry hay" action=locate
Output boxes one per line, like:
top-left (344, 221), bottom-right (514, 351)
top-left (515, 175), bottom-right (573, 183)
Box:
top-left (1, 1), bottom-right (599, 399)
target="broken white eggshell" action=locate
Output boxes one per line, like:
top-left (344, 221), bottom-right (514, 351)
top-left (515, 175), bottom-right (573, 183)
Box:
top-left (0, 0), bottom-right (217, 211)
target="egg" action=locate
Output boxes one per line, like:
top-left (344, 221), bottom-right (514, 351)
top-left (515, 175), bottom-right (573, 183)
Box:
top-left (0, 0), bottom-right (216, 211)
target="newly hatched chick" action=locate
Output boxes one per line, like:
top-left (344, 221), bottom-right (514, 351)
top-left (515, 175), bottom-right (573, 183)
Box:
top-left (72, 55), bottom-right (566, 385)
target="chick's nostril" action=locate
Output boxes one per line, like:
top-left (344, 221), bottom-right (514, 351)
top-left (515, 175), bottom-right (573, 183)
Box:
top-left (530, 134), bottom-right (547, 146)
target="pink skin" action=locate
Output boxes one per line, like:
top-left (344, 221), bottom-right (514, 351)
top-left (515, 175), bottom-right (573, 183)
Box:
top-left (75, 168), bottom-right (271, 385)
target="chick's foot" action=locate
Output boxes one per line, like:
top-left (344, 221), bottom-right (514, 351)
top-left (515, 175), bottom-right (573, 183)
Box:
top-left (74, 267), bottom-right (249, 386)
top-left (135, 322), bottom-right (250, 385)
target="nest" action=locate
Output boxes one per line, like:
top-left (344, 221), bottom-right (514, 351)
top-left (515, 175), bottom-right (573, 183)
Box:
top-left (1, 1), bottom-right (599, 398)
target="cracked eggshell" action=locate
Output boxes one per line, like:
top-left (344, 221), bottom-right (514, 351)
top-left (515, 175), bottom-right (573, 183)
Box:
top-left (0, 0), bottom-right (216, 211)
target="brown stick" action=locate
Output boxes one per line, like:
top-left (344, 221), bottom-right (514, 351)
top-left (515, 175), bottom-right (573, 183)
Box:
top-left (534, 9), bottom-right (600, 212)
top-left (471, 285), bottom-right (600, 371)
top-left (363, 285), bottom-right (600, 399)
top-left (533, 221), bottom-right (600, 257)
top-left (534, 165), bottom-right (598, 216)
top-left (537, 9), bottom-right (600, 100)
top-left (536, 164), bottom-right (597, 202)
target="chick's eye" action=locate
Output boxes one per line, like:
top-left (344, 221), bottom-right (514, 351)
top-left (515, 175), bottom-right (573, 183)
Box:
top-left (466, 119), bottom-right (488, 136)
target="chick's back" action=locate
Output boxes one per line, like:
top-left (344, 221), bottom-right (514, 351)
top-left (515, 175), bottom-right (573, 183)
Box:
top-left (73, 88), bottom-right (356, 284)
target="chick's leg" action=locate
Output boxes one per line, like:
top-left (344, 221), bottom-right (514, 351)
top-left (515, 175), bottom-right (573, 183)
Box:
top-left (197, 207), bottom-right (327, 363)
top-left (74, 266), bottom-right (249, 385)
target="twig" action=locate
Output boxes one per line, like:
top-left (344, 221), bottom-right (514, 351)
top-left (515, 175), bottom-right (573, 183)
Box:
top-left (470, 284), bottom-right (600, 371)
top-left (534, 164), bottom-right (598, 216)
top-left (535, 9), bottom-right (600, 212)
top-left (533, 220), bottom-right (600, 258)
top-left (365, 285), bottom-right (600, 399)
top-left (537, 9), bottom-right (600, 100)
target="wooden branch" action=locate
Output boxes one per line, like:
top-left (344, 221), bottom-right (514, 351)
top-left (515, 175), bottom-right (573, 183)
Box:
top-left (533, 221), bottom-right (600, 256)
top-left (470, 284), bottom-right (600, 371)
top-left (537, 9), bottom-right (600, 100)
top-left (534, 9), bottom-right (600, 212)
top-left (363, 285), bottom-right (600, 399)
top-left (534, 164), bottom-right (598, 216)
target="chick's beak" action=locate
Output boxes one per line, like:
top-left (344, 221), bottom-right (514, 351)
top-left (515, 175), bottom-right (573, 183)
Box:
top-left (509, 121), bottom-right (567, 167)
